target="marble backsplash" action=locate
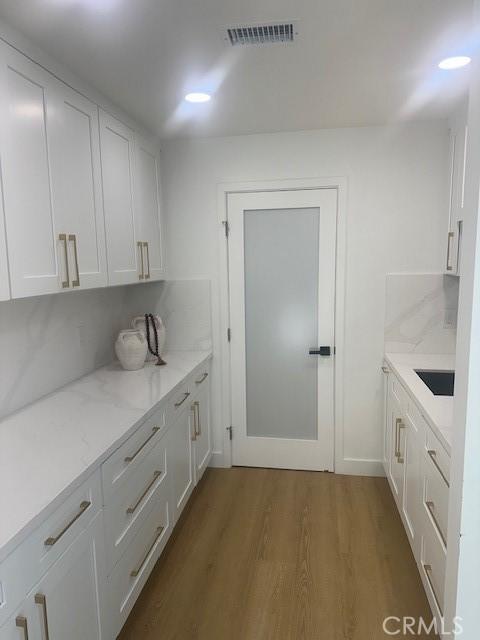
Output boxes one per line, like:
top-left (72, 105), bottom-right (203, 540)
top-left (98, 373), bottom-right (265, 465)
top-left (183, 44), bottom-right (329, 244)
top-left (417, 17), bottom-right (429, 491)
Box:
top-left (384, 273), bottom-right (459, 354)
top-left (0, 280), bottom-right (211, 420)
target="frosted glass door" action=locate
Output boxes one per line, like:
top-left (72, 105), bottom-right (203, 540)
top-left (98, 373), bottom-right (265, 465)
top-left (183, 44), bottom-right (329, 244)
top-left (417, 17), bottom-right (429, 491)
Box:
top-left (245, 208), bottom-right (319, 440)
top-left (228, 189), bottom-right (337, 471)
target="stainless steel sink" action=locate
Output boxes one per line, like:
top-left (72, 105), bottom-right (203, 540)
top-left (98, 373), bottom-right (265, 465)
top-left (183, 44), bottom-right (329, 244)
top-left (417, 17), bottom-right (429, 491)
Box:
top-left (415, 370), bottom-right (455, 396)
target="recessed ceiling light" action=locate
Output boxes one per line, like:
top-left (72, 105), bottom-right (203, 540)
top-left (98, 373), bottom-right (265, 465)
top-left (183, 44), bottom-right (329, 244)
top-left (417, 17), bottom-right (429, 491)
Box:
top-left (438, 56), bottom-right (471, 70)
top-left (185, 92), bottom-right (211, 103)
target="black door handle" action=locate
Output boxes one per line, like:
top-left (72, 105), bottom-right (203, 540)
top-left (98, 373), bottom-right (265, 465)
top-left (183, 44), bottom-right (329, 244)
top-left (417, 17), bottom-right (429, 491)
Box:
top-left (309, 346), bottom-right (332, 356)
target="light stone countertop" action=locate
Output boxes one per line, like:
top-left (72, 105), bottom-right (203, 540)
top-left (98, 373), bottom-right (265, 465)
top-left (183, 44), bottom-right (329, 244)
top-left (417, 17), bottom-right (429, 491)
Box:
top-left (384, 352), bottom-right (455, 453)
top-left (0, 350), bottom-right (212, 562)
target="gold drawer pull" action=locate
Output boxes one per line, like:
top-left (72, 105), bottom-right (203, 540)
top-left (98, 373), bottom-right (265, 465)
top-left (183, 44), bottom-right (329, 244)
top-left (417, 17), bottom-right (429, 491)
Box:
top-left (143, 242), bottom-right (150, 280)
top-left (130, 526), bottom-right (164, 577)
top-left (446, 231), bottom-right (454, 271)
top-left (68, 234), bottom-right (80, 287)
top-left (395, 418), bottom-right (405, 463)
top-left (423, 563), bottom-right (443, 615)
top-left (427, 449), bottom-right (450, 487)
top-left (137, 241), bottom-right (145, 280)
top-left (194, 400), bottom-right (201, 437)
top-left (16, 616), bottom-right (29, 640)
top-left (59, 234), bottom-right (70, 289)
top-left (124, 426), bottom-right (160, 463)
top-left (34, 594), bottom-right (50, 640)
top-left (175, 392), bottom-right (190, 408)
top-left (126, 471), bottom-right (162, 514)
top-left (44, 500), bottom-right (91, 547)
top-left (191, 404), bottom-right (197, 441)
top-left (426, 501), bottom-right (447, 547)
top-left (195, 372), bottom-right (208, 385)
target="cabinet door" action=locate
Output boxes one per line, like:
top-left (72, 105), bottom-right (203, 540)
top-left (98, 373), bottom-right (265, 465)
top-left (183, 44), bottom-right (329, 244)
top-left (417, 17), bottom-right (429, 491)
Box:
top-left (169, 405), bottom-right (195, 523)
top-left (388, 386), bottom-right (405, 506)
top-left (193, 381), bottom-right (211, 483)
top-left (0, 44), bottom-right (60, 298)
top-left (446, 103), bottom-right (468, 276)
top-left (382, 366), bottom-right (390, 472)
top-left (99, 110), bottom-right (138, 285)
top-left (0, 185), bottom-right (10, 301)
top-left (48, 83), bottom-right (107, 290)
top-left (0, 601), bottom-right (40, 640)
top-left (134, 135), bottom-right (165, 281)
top-left (31, 514), bottom-right (105, 640)
top-left (402, 418), bottom-right (422, 553)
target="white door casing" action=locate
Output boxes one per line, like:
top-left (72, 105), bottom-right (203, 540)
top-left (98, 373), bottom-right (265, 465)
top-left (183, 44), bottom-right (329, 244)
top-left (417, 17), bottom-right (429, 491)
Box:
top-left (228, 188), bottom-right (337, 471)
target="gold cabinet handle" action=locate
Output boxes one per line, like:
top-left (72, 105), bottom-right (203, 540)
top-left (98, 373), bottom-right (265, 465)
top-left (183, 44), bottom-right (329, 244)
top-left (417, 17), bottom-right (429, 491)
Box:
top-left (68, 234), bottom-right (80, 287)
top-left (44, 500), bottom-right (91, 546)
top-left (126, 471), bottom-right (162, 514)
top-left (194, 400), bottom-right (201, 437)
top-left (191, 403), bottom-right (197, 441)
top-left (130, 526), bottom-right (164, 578)
top-left (59, 234), bottom-right (70, 288)
top-left (34, 594), bottom-right (50, 640)
top-left (137, 241), bottom-right (145, 280)
top-left (143, 242), bottom-right (150, 279)
top-left (195, 372), bottom-right (208, 385)
top-left (427, 450), bottom-right (450, 487)
top-left (175, 392), bottom-right (190, 408)
top-left (423, 563), bottom-right (443, 614)
top-left (124, 426), bottom-right (160, 464)
top-left (446, 231), bottom-right (454, 271)
top-left (394, 418), bottom-right (405, 462)
top-left (16, 616), bottom-right (29, 640)
top-left (425, 500), bottom-right (447, 547)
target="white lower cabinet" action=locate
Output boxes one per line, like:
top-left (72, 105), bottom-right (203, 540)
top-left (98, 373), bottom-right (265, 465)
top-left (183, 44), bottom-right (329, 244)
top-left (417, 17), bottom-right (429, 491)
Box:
top-left (0, 512), bottom-right (105, 640)
top-left (383, 361), bottom-right (450, 624)
top-left (192, 372), bottom-right (211, 484)
top-left (31, 513), bottom-right (106, 640)
top-left (0, 361), bottom-right (212, 640)
top-left (170, 401), bottom-right (196, 523)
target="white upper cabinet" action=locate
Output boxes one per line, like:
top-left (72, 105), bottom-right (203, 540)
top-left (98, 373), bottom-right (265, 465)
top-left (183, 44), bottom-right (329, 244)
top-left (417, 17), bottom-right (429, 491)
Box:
top-left (48, 83), bottom-right (107, 291)
top-left (0, 44), bottom-right (108, 297)
top-left (99, 109), bottom-right (139, 286)
top-left (134, 135), bottom-right (165, 281)
top-left (0, 44), bottom-right (60, 298)
top-left (445, 98), bottom-right (468, 276)
top-left (0, 185), bottom-right (10, 301)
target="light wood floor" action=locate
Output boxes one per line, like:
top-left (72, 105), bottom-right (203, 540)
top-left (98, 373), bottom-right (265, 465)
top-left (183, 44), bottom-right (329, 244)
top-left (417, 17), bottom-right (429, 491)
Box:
top-left (118, 468), bottom-right (436, 639)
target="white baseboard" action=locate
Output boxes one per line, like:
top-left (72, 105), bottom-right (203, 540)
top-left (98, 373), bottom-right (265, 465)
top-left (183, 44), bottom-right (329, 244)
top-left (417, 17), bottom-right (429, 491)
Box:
top-left (209, 452), bottom-right (386, 477)
top-left (209, 451), bottom-right (228, 468)
top-left (335, 458), bottom-right (386, 477)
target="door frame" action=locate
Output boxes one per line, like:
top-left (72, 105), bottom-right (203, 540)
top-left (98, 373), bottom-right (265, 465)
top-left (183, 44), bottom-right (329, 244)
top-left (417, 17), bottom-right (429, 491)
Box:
top-left (216, 177), bottom-right (347, 471)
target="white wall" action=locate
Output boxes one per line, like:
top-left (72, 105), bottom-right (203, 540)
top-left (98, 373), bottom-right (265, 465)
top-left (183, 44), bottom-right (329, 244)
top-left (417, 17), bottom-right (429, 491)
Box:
top-left (162, 121), bottom-right (449, 474)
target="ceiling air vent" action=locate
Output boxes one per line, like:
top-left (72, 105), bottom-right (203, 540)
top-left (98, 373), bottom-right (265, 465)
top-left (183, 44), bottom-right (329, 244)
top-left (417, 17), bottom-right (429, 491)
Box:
top-left (225, 23), bottom-right (296, 46)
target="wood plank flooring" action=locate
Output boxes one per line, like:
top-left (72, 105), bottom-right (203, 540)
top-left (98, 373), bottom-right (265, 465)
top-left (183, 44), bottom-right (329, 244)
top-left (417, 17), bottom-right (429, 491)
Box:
top-left (118, 468), bottom-right (436, 639)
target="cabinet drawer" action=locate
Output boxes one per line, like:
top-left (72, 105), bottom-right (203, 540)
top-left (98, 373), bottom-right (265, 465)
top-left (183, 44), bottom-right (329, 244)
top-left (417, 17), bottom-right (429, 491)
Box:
top-left (421, 515), bottom-right (446, 616)
top-left (104, 438), bottom-right (168, 572)
top-left (166, 380), bottom-right (193, 423)
top-left (425, 427), bottom-right (450, 487)
top-left (102, 404), bottom-right (166, 501)
top-left (390, 374), bottom-right (408, 414)
top-left (108, 482), bottom-right (170, 637)
top-left (423, 450), bottom-right (449, 548)
top-left (0, 471), bottom-right (101, 627)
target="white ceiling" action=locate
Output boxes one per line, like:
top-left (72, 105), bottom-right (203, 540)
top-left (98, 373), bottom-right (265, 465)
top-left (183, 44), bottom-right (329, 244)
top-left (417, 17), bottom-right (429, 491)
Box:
top-left (0, 0), bottom-right (473, 138)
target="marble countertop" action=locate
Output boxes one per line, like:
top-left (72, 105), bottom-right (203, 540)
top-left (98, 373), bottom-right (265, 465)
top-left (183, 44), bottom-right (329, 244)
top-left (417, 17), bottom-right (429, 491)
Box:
top-left (0, 350), bottom-right (212, 562)
top-left (384, 352), bottom-right (455, 453)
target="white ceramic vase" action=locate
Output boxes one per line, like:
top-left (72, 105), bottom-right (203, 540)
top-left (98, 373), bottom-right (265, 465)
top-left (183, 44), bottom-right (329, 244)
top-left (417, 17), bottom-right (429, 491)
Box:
top-left (131, 315), bottom-right (166, 362)
top-left (115, 330), bottom-right (148, 371)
